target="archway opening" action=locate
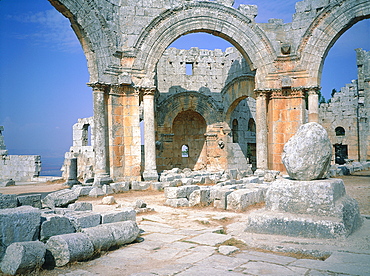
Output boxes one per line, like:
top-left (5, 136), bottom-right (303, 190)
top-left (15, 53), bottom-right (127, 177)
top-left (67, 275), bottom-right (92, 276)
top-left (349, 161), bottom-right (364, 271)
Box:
top-left (172, 110), bottom-right (207, 170)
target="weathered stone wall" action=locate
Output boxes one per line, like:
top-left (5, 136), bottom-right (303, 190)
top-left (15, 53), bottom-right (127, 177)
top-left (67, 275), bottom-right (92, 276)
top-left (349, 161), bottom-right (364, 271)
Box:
top-left (50, 0), bottom-right (370, 180)
top-left (0, 127), bottom-right (41, 182)
top-left (157, 47), bottom-right (250, 93)
top-left (155, 48), bottom-right (254, 172)
top-left (62, 118), bottom-right (95, 181)
top-left (0, 155), bottom-right (41, 182)
top-left (319, 48), bottom-right (370, 163)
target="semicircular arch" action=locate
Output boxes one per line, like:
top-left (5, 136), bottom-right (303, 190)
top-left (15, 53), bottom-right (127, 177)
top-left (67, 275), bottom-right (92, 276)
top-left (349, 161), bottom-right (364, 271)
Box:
top-left (298, 0), bottom-right (370, 86)
top-left (157, 92), bottom-right (223, 128)
top-left (132, 2), bottom-right (275, 88)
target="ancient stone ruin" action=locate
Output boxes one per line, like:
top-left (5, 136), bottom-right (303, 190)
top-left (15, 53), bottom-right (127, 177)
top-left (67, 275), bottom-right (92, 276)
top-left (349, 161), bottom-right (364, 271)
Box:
top-left (1, 0), bottom-right (370, 274)
top-left (0, 126), bottom-right (41, 184)
top-left (245, 122), bottom-right (363, 239)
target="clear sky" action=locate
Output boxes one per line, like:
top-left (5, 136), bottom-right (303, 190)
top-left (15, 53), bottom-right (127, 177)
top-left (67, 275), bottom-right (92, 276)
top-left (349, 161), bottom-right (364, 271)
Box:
top-left (0, 0), bottom-right (369, 173)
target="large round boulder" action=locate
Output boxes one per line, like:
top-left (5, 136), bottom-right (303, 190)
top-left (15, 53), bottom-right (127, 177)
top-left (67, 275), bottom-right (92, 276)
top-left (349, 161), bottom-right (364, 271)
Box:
top-left (282, 122), bottom-right (332, 180)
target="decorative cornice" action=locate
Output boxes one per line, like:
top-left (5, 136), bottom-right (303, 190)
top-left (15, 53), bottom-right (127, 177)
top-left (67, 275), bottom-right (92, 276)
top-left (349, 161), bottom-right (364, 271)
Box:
top-left (87, 82), bottom-right (110, 92)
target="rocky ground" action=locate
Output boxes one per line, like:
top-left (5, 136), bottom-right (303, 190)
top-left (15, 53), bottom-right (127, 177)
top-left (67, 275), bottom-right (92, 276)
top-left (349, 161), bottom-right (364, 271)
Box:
top-left (0, 170), bottom-right (369, 275)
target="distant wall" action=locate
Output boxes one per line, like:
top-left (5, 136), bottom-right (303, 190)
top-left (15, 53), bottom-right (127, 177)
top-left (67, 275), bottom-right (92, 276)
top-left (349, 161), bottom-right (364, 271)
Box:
top-left (0, 155), bottom-right (41, 182)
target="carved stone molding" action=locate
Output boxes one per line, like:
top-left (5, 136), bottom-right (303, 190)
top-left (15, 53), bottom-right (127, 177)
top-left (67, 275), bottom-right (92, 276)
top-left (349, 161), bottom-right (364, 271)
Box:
top-left (88, 82), bottom-right (109, 93)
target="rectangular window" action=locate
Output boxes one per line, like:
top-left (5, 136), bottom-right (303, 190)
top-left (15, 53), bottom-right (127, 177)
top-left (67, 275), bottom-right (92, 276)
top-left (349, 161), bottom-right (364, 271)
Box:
top-left (186, 62), bottom-right (193, 75)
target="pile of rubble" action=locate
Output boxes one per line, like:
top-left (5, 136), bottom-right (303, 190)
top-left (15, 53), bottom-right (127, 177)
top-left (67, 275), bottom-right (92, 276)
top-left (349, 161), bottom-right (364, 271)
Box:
top-left (0, 189), bottom-right (140, 275)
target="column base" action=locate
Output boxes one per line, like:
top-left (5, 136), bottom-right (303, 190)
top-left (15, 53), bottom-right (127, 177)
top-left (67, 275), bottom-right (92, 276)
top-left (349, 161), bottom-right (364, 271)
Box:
top-left (64, 179), bottom-right (81, 188)
top-left (143, 170), bottom-right (158, 182)
top-left (93, 174), bottom-right (113, 187)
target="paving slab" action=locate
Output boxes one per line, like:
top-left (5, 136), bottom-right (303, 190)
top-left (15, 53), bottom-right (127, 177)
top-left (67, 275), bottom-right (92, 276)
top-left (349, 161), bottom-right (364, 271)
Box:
top-left (186, 232), bottom-right (232, 246)
top-left (143, 232), bottom-right (187, 243)
top-left (239, 261), bottom-right (308, 275)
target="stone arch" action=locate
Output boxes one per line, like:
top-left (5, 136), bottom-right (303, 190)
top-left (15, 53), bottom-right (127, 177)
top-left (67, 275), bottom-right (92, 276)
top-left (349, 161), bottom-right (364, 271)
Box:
top-left (157, 92), bottom-right (223, 128)
top-left (298, 0), bottom-right (370, 86)
top-left (222, 75), bottom-right (255, 123)
top-left (132, 2), bottom-right (275, 88)
top-left (49, 0), bottom-right (119, 83)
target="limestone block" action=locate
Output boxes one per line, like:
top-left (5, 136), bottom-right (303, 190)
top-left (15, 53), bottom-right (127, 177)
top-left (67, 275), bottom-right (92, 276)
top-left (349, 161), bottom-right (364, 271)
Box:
top-left (45, 233), bottom-right (94, 267)
top-left (82, 224), bottom-right (115, 252)
top-left (226, 188), bottom-right (265, 211)
top-left (42, 189), bottom-right (78, 208)
top-left (109, 221), bottom-right (140, 246)
top-left (263, 170), bottom-right (280, 182)
top-left (0, 206), bottom-right (41, 259)
top-left (131, 181), bottom-right (151, 190)
top-left (266, 178), bottom-right (348, 216)
top-left (150, 182), bottom-right (163, 191)
top-left (218, 245), bottom-right (239, 255)
top-left (0, 241), bottom-right (46, 275)
top-left (100, 208), bottom-right (136, 224)
top-left (102, 184), bottom-right (114, 195)
top-left (17, 194), bottom-right (42, 208)
top-left (72, 185), bottom-right (93, 197)
top-left (189, 189), bottom-right (211, 207)
top-left (212, 189), bottom-right (233, 210)
top-left (0, 194), bottom-right (18, 209)
top-left (65, 212), bottom-right (101, 231)
top-left (40, 214), bottom-right (76, 241)
top-left (244, 210), bottom-right (353, 239)
top-left (242, 176), bottom-right (259, 184)
top-left (88, 187), bottom-right (105, 197)
top-left (101, 196), bottom-right (116, 205)
top-left (68, 202), bottom-right (93, 211)
top-left (110, 181), bottom-right (130, 193)
top-left (180, 178), bottom-right (193, 185)
top-left (282, 122), bottom-right (332, 180)
top-left (0, 179), bottom-right (15, 187)
top-left (167, 185), bottom-right (200, 199)
top-left (164, 198), bottom-right (189, 207)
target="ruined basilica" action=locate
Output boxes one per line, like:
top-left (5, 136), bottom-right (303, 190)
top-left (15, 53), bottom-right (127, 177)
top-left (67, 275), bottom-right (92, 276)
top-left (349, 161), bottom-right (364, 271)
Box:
top-left (51, 0), bottom-right (370, 183)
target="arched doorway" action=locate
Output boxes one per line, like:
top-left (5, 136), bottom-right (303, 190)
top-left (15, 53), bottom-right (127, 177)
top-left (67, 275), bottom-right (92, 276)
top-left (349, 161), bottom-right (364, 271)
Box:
top-left (172, 110), bottom-right (207, 170)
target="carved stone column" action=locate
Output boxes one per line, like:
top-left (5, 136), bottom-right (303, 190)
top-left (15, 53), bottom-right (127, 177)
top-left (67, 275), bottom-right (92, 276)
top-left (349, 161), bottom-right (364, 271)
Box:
top-left (89, 83), bottom-right (112, 186)
top-left (142, 87), bottom-right (158, 181)
top-left (308, 87), bottom-right (319, 123)
top-left (255, 90), bottom-right (268, 170)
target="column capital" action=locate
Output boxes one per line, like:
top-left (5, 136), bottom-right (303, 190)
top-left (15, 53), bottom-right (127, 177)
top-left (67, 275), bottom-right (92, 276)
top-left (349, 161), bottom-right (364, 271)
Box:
top-left (254, 89), bottom-right (272, 99)
top-left (87, 82), bottom-right (110, 92)
top-left (134, 86), bottom-right (156, 96)
top-left (306, 86), bottom-right (321, 95)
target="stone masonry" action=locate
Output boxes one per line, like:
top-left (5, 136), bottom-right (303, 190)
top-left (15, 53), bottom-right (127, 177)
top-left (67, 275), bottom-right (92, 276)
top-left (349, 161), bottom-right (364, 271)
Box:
top-left (49, 0), bottom-right (370, 181)
top-left (0, 126), bottom-right (41, 182)
top-left (319, 48), bottom-right (370, 164)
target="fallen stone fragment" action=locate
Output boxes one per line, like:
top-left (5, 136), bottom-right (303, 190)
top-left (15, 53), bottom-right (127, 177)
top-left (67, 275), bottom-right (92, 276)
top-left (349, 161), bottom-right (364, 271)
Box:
top-left (282, 122), bottom-right (332, 180)
top-left (42, 189), bottom-right (78, 208)
top-left (0, 179), bottom-right (15, 187)
top-left (45, 232), bottom-right (94, 267)
top-left (0, 194), bottom-right (18, 209)
top-left (88, 187), bottom-right (105, 198)
top-left (0, 206), bottom-right (41, 259)
top-left (101, 195), bottom-right (116, 205)
top-left (226, 188), bottom-right (265, 211)
top-left (65, 211), bottom-right (101, 231)
top-left (40, 214), bottom-right (76, 241)
top-left (165, 198), bottom-right (189, 207)
top-left (68, 202), bottom-right (93, 211)
top-left (0, 241), bottom-right (46, 275)
top-left (102, 184), bottom-right (114, 195)
top-left (100, 208), bottom-right (136, 224)
top-left (17, 194), bottom-right (42, 208)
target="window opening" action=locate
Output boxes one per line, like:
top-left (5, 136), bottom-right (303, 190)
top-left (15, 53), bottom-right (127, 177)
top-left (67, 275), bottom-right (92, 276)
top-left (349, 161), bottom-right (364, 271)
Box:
top-left (232, 119), bottom-right (239, 143)
top-left (186, 63), bottom-right (193, 75)
top-left (335, 126), bottom-right (345, 136)
top-left (248, 118), bottom-right (256, 132)
top-left (181, 144), bottom-right (189, 157)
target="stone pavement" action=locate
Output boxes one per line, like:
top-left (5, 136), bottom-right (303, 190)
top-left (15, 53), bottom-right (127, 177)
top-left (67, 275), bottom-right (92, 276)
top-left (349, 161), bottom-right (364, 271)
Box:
top-left (50, 207), bottom-right (370, 276)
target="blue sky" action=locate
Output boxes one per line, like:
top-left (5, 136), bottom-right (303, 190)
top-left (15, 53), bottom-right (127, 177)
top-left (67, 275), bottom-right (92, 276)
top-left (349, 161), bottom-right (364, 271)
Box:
top-left (0, 0), bottom-right (369, 172)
